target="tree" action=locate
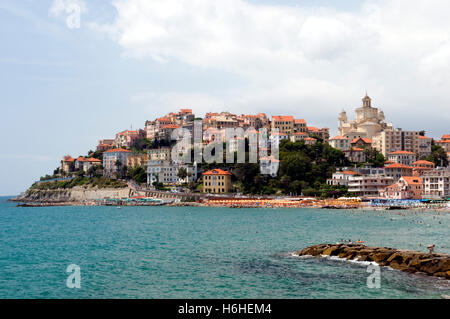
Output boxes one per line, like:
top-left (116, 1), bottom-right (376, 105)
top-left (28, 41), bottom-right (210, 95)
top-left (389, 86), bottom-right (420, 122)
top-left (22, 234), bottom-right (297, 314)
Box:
top-left (365, 148), bottom-right (386, 167)
top-left (177, 167), bottom-right (188, 181)
top-left (425, 145), bottom-right (449, 167)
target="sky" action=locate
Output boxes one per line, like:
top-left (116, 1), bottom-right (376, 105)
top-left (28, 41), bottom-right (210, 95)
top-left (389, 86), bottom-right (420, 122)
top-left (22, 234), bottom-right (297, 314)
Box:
top-left (1, 0), bottom-right (450, 196)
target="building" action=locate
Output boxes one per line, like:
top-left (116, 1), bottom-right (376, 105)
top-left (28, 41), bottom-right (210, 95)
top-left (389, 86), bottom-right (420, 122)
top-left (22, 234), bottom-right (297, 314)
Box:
top-left (372, 129), bottom-right (420, 157)
top-left (327, 170), bottom-right (361, 187)
top-left (435, 134), bottom-right (450, 152)
top-left (338, 94), bottom-right (393, 139)
top-left (114, 130), bottom-right (144, 148)
top-left (269, 132), bottom-right (289, 147)
top-left (348, 175), bottom-right (394, 197)
top-left (127, 154), bottom-right (148, 168)
top-left (146, 160), bottom-right (197, 185)
top-left (304, 137), bottom-right (317, 145)
top-left (103, 148), bottom-right (132, 177)
top-left (387, 151), bottom-right (417, 166)
top-left (61, 156), bottom-right (75, 174)
top-left (307, 126), bottom-right (330, 142)
top-left (344, 148), bottom-right (367, 163)
top-left (148, 147), bottom-right (171, 161)
top-left (202, 169), bottom-right (232, 194)
top-left (294, 119), bottom-right (307, 133)
top-left (421, 167), bottom-right (450, 199)
top-left (96, 139), bottom-right (115, 152)
top-left (271, 116), bottom-right (294, 135)
top-left (412, 160), bottom-right (435, 176)
top-left (384, 163), bottom-right (413, 181)
top-left (418, 136), bottom-right (432, 158)
top-left (259, 156), bottom-right (280, 177)
top-left (329, 136), bottom-right (349, 151)
top-left (290, 132), bottom-right (308, 143)
top-left (350, 137), bottom-right (372, 149)
top-left (381, 176), bottom-right (423, 200)
top-left (82, 158), bottom-right (102, 173)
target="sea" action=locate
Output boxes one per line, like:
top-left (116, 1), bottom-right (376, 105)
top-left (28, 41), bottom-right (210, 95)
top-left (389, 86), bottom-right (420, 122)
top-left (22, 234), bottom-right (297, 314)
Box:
top-left (0, 196), bottom-right (449, 299)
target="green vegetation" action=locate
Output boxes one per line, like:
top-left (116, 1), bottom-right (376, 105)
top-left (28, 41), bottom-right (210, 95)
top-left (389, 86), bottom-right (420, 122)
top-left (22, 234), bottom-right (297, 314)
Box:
top-left (424, 144), bottom-right (449, 167)
top-left (31, 176), bottom-right (127, 190)
top-left (127, 166), bottom-right (147, 184)
top-left (197, 139), bottom-right (351, 197)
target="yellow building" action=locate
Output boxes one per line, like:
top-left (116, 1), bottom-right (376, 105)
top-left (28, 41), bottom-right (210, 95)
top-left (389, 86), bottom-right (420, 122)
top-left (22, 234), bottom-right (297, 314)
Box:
top-left (202, 169), bottom-right (232, 194)
top-left (127, 154), bottom-right (148, 168)
top-left (271, 116), bottom-right (294, 135)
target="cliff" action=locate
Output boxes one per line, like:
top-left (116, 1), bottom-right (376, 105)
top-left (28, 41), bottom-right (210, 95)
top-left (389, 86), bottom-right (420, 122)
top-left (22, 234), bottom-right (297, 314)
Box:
top-left (13, 186), bottom-right (133, 203)
top-left (297, 244), bottom-right (450, 279)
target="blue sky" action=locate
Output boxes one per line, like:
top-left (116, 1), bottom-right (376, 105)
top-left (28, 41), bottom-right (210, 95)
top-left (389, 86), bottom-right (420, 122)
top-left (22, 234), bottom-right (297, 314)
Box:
top-left (1, 0), bottom-right (450, 195)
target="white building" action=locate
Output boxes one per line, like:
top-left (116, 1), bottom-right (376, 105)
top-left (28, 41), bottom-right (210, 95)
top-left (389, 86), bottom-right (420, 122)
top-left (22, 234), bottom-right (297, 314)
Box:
top-left (387, 151), bottom-right (417, 166)
top-left (421, 167), bottom-right (450, 199)
top-left (348, 175), bottom-right (394, 197)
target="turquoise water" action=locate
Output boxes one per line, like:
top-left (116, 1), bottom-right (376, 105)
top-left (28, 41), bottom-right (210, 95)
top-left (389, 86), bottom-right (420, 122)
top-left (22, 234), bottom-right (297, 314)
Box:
top-left (0, 196), bottom-right (449, 299)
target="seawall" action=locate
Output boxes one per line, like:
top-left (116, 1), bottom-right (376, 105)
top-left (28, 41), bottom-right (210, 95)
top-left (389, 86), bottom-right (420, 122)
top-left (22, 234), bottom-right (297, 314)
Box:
top-left (296, 244), bottom-right (450, 279)
top-left (13, 186), bottom-right (133, 203)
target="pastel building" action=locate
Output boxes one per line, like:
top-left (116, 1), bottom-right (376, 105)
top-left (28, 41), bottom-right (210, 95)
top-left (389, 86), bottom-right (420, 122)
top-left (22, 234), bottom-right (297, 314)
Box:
top-left (327, 170), bottom-right (361, 187)
top-left (381, 176), bottom-right (423, 200)
top-left (103, 148), bottom-right (132, 177)
top-left (202, 169), bottom-right (232, 194)
top-left (271, 116), bottom-right (294, 135)
top-left (421, 167), bottom-right (450, 199)
top-left (384, 163), bottom-right (414, 181)
top-left (348, 175), bottom-right (394, 197)
top-left (61, 156), bottom-right (75, 174)
top-left (329, 136), bottom-right (350, 151)
top-left (372, 129), bottom-right (420, 157)
top-left (387, 151), bottom-right (417, 166)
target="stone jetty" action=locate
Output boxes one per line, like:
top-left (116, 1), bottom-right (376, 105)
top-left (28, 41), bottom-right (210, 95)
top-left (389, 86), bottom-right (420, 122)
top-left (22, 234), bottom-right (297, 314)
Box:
top-left (296, 244), bottom-right (450, 279)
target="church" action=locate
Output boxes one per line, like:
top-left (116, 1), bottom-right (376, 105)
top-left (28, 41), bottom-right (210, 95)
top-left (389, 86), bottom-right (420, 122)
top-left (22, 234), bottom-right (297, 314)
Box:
top-left (338, 94), bottom-right (393, 140)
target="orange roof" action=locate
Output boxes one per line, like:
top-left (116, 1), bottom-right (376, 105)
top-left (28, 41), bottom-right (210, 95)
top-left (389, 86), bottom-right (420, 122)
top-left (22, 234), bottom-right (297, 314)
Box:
top-left (292, 132), bottom-right (308, 135)
top-left (86, 158), bottom-right (101, 163)
top-left (179, 109), bottom-right (192, 114)
top-left (436, 140), bottom-right (450, 143)
top-left (161, 124), bottom-right (180, 129)
top-left (104, 148), bottom-right (132, 153)
top-left (76, 156), bottom-right (86, 162)
top-left (62, 156), bottom-right (75, 162)
top-left (260, 156), bottom-right (280, 163)
top-left (412, 160), bottom-right (434, 166)
top-left (272, 116), bottom-right (294, 121)
top-left (307, 126), bottom-right (319, 131)
top-left (389, 151), bottom-right (415, 155)
top-left (385, 163), bottom-right (413, 169)
top-left (402, 176), bottom-right (422, 185)
top-left (203, 169), bottom-right (232, 176)
top-left (350, 137), bottom-right (372, 144)
top-left (294, 119), bottom-right (306, 124)
top-left (348, 147), bottom-right (364, 151)
top-left (442, 134), bottom-right (450, 139)
top-left (385, 160), bottom-right (394, 164)
top-left (271, 132), bottom-right (287, 136)
top-left (342, 170), bottom-right (360, 175)
top-left (157, 117), bottom-right (172, 122)
top-left (304, 137), bottom-right (317, 141)
top-left (418, 135), bottom-right (432, 139)
top-left (330, 136), bottom-right (348, 140)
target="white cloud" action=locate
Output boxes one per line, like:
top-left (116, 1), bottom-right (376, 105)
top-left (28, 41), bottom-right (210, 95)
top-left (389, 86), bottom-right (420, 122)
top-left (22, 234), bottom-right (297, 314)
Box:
top-left (95, 0), bottom-right (450, 137)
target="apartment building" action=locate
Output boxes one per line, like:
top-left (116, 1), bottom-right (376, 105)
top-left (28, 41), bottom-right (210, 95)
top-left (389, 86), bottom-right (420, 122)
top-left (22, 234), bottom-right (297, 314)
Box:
top-left (271, 116), bottom-right (294, 135)
top-left (327, 170), bottom-right (361, 187)
top-left (329, 136), bottom-right (350, 151)
top-left (381, 176), bottom-right (423, 200)
top-left (348, 175), bottom-right (394, 197)
top-left (387, 151), bottom-right (417, 166)
top-left (384, 163), bottom-right (414, 181)
top-left (103, 148), bottom-right (132, 177)
top-left (372, 128), bottom-right (420, 157)
top-left (421, 167), bottom-right (450, 199)
top-left (202, 169), bottom-right (232, 194)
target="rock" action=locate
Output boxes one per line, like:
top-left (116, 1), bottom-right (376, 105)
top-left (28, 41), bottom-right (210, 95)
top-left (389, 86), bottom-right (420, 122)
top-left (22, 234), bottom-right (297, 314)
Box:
top-left (297, 243), bottom-right (450, 279)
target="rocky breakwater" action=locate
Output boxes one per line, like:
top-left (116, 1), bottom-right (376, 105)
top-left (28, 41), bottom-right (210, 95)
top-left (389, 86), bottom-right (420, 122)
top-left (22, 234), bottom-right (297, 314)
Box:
top-left (296, 244), bottom-right (450, 279)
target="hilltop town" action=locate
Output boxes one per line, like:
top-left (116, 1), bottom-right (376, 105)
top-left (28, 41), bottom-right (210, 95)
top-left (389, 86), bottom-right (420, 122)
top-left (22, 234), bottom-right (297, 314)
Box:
top-left (33, 94), bottom-right (450, 203)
